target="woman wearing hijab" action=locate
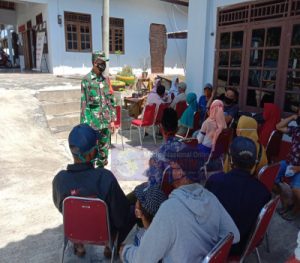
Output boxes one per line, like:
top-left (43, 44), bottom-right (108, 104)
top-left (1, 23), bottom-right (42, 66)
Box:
top-left (177, 92), bottom-right (198, 136)
top-left (168, 75), bottom-right (179, 98)
top-left (224, 115), bottom-right (268, 176)
top-left (259, 103), bottom-right (281, 147)
top-left (197, 99), bottom-right (227, 154)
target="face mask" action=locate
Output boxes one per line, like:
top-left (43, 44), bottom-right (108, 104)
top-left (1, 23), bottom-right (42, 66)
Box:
top-left (97, 63), bottom-right (106, 72)
top-left (224, 96), bottom-right (234, 105)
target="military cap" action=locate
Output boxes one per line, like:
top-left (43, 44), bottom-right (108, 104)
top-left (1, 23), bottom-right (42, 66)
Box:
top-left (92, 51), bottom-right (109, 62)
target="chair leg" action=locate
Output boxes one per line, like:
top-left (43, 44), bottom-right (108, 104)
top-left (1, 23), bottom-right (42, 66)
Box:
top-left (265, 231), bottom-right (270, 253)
top-left (115, 129), bottom-right (118, 145)
top-left (185, 128), bottom-right (189, 139)
top-left (120, 128), bottom-right (124, 150)
top-left (138, 127), bottom-right (143, 147)
top-left (130, 125), bottom-right (132, 140)
top-left (152, 126), bottom-right (156, 144)
top-left (61, 238), bottom-right (68, 263)
top-left (255, 248), bottom-right (262, 263)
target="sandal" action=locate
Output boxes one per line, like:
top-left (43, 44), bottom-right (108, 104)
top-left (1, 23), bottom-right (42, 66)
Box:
top-left (74, 243), bottom-right (86, 257)
top-left (281, 211), bottom-right (297, 221)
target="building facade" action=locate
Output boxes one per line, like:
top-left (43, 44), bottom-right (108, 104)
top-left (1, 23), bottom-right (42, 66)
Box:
top-left (0, 0), bottom-right (187, 75)
top-left (186, 0), bottom-right (300, 114)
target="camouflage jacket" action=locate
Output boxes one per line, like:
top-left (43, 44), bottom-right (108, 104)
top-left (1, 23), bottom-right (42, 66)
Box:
top-left (80, 70), bottom-right (116, 130)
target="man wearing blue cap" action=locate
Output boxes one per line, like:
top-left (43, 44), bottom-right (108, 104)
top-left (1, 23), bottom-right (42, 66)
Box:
top-left (80, 51), bottom-right (116, 167)
top-left (119, 145), bottom-right (240, 263)
top-left (206, 136), bottom-right (271, 256)
top-left (52, 124), bottom-right (131, 257)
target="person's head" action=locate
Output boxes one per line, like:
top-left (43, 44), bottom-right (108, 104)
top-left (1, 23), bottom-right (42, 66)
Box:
top-left (209, 99), bottom-right (224, 120)
top-left (92, 51), bottom-right (109, 76)
top-left (178, 82), bottom-right (187, 94)
top-left (68, 124), bottom-right (99, 164)
top-left (236, 116), bottom-right (258, 142)
top-left (204, 83), bottom-right (213, 98)
top-left (134, 183), bottom-right (167, 227)
top-left (156, 84), bottom-right (166, 97)
top-left (186, 92), bottom-right (197, 105)
top-left (229, 136), bottom-right (257, 172)
top-left (165, 145), bottom-right (202, 188)
top-left (224, 87), bottom-right (238, 106)
top-left (161, 108), bottom-right (178, 138)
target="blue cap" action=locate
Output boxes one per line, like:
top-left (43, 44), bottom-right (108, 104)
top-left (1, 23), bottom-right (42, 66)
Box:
top-left (68, 124), bottom-right (99, 156)
top-left (230, 136), bottom-right (257, 169)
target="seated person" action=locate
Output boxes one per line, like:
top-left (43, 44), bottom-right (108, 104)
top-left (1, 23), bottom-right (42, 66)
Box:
top-left (259, 103), bottom-right (281, 147)
top-left (146, 84), bottom-right (165, 106)
top-left (197, 99), bottom-right (226, 154)
top-left (52, 124), bottom-right (133, 257)
top-left (146, 108), bottom-right (184, 186)
top-left (198, 83), bottom-right (214, 123)
top-left (177, 92), bottom-right (198, 136)
top-left (120, 145), bottom-right (240, 263)
top-left (168, 75), bottom-right (179, 98)
top-left (170, 82), bottom-right (187, 109)
top-left (121, 183), bottom-right (167, 261)
top-left (275, 108), bottom-right (300, 221)
top-left (206, 136), bottom-right (271, 256)
top-left (224, 116), bottom-right (268, 176)
top-left (218, 87), bottom-right (239, 125)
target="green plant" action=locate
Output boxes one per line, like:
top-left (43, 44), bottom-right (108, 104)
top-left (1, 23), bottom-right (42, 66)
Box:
top-left (111, 80), bottom-right (126, 87)
top-left (118, 65), bottom-right (134, 77)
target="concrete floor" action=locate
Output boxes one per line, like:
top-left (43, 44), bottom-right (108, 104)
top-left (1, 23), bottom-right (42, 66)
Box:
top-left (0, 73), bottom-right (298, 263)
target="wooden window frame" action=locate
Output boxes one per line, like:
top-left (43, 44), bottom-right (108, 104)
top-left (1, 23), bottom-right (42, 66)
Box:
top-left (109, 17), bottom-right (124, 54)
top-left (64, 11), bottom-right (92, 53)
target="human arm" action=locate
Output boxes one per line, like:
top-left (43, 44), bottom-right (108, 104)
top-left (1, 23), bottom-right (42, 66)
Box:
top-left (52, 174), bottom-right (64, 213)
top-left (80, 79), bottom-right (91, 124)
top-left (121, 202), bottom-right (174, 263)
top-left (197, 121), bottom-right (207, 144)
top-left (276, 115), bottom-right (298, 134)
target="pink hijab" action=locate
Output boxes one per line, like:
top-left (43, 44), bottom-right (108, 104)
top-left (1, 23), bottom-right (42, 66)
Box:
top-left (204, 100), bottom-right (227, 151)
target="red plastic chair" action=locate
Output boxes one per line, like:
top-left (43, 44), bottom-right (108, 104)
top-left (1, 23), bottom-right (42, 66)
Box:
top-left (228, 196), bottom-right (280, 263)
top-left (160, 165), bottom-right (175, 196)
top-left (202, 233), bottom-right (234, 263)
top-left (265, 130), bottom-right (283, 164)
top-left (130, 103), bottom-right (156, 146)
top-left (202, 128), bottom-right (234, 179)
top-left (175, 101), bottom-right (187, 119)
top-left (62, 196), bottom-right (117, 263)
top-left (114, 105), bottom-right (124, 150)
top-left (258, 163), bottom-right (281, 192)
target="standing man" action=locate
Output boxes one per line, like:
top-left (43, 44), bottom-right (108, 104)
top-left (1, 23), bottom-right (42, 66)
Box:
top-left (80, 51), bottom-right (116, 167)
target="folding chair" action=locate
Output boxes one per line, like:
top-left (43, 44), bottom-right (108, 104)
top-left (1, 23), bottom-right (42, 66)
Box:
top-left (62, 196), bottom-right (118, 263)
top-left (228, 196), bottom-right (280, 263)
top-left (202, 233), bottom-right (234, 263)
top-left (258, 163), bottom-right (281, 192)
top-left (202, 128), bottom-right (234, 180)
top-left (265, 130), bottom-right (283, 164)
top-left (175, 101), bottom-right (187, 119)
top-left (154, 103), bottom-right (169, 135)
top-left (130, 103), bottom-right (156, 146)
top-left (114, 105), bottom-right (124, 150)
top-left (160, 165), bottom-right (175, 196)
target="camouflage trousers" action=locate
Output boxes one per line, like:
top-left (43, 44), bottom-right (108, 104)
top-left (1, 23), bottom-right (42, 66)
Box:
top-left (96, 128), bottom-right (111, 168)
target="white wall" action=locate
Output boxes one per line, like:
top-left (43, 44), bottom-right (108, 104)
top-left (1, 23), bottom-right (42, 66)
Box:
top-left (0, 9), bottom-right (16, 25)
top-left (46, 0), bottom-right (188, 75)
top-left (186, 0), bottom-right (254, 96)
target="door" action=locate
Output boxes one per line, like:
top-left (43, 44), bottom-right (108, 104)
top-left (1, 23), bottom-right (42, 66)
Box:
top-left (149, 23), bottom-right (167, 73)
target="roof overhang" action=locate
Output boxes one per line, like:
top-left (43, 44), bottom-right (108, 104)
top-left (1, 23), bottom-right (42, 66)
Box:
top-left (167, 30), bottom-right (187, 39)
top-left (160, 0), bottom-right (189, 7)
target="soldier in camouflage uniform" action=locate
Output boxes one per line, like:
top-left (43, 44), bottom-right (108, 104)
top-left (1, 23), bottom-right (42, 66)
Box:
top-left (80, 51), bottom-right (116, 167)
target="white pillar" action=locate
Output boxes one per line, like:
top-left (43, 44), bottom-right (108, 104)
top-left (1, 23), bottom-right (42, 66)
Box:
top-left (102, 0), bottom-right (109, 74)
top-left (185, 0), bottom-right (209, 96)
top-left (7, 29), bottom-right (13, 63)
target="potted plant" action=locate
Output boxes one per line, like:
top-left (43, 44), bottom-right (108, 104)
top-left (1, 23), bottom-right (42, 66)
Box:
top-left (116, 65), bottom-right (136, 85)
top-left (111, 80), bottom-right (126, 91)
top-left (141, 57), bottom-right (150, 79)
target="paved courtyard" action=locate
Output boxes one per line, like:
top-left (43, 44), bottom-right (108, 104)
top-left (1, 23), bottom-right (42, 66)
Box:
top-left (0, 73), bottom-right (299, 263)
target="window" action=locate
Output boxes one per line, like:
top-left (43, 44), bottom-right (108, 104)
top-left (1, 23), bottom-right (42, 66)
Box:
top-left (109, 17), bottom-right (124, 54)
top-left (64, 12), bottom-right (92, 52)
top-left (36, 13), bottom-right (43, 25)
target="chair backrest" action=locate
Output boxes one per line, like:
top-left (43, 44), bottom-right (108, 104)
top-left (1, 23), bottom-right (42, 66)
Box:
top-left (189, 111), bottom-right (201, 135)
top-left (211, 128), bottom-right (234, 159)
top-left (258, 163), bottom-right (281, 192)
top-left (155, 103), bottom-right (169, 125)
top-left (266, 130), bottom-right (283, 163)
top-left (63, 196), bottom-right (111, 246)
top-left (114, 105), bottom-right (121, 128)
top-left (175, 101), bottom-right (188, 119)
top-left (241, 196), bottom-right (280, 260)
top-left (142, 103), bottom-right (156, 126)
top-left (160, 165), bottom-right (175, 196)
top-left (202, 233), bottom-right (234, 263)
